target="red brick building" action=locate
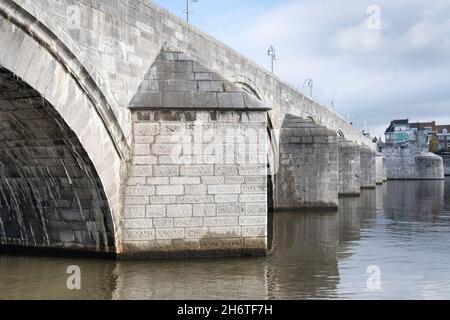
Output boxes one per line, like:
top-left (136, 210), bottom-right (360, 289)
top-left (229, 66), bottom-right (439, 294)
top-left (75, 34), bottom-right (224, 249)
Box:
top-left (436, 125), bottom-right (450, 153)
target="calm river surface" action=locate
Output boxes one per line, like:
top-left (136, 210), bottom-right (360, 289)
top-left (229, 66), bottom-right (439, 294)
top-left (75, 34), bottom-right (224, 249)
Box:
top-left (1, 179), bottom-right (450, 300)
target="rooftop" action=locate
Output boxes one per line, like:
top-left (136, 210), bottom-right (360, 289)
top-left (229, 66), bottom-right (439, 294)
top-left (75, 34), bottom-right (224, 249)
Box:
top-left (385, 119), bottom-right (409, 133)
top-left (436, 125), bottom-right (450, 134)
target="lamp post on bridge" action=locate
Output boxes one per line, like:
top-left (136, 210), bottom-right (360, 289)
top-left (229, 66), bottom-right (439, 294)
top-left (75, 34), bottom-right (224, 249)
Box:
top-left (303, 79), bottom-right (314, 98)
top-left (184, 0), bottom-right (199, 23)
top-left (267, 45), bottom-right (277, 73)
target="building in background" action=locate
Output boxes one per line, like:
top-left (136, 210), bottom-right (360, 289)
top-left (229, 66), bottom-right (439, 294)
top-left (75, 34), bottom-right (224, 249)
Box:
top-left (435, 125), bottom-right (450, 153)
top-left (384, 119), bottom-right (410, 144)
top-left (378, 119), bottom-right (445, 180)
top-left (383, 119), bottom-right (447, 150)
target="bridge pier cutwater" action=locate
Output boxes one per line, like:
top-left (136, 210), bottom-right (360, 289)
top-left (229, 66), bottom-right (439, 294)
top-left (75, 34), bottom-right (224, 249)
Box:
top-left (337, 138), bottom-right (361, 197)
top-left (360, 148), bottom-right (377, 189)
top-left (121, 48), bottom-right (270, 258)
top-left (0, 0), bottom-right (385, 258)
top-left (375, 152), bottom-right (387, 185)
top-left (274, 115), bottom-right (339, 211)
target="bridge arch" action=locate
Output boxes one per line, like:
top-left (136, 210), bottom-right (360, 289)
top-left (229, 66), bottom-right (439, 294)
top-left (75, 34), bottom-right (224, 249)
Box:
top-left (0, 7), bottom-right (126, 253)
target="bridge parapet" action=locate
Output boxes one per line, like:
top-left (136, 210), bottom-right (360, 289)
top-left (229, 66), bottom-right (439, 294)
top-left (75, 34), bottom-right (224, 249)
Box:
top-left (7, 0), bottom-right (375, 150)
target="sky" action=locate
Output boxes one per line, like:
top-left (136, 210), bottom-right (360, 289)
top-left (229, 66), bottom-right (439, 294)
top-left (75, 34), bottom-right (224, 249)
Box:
top-left (152, 0), bottom-right (450, 138)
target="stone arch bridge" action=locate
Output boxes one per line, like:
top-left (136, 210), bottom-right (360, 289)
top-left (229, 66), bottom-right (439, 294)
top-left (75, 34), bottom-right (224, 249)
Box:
top-left (0, 0), bottom-right (385, 258)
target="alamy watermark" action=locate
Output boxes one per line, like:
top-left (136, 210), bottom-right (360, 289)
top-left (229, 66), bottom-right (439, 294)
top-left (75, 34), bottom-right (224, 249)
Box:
top-left (66, 265), bottom-right (81, 290)
top-left (366, 265), bottom-right (382, 290)
top-left (67, 6), bottom-right (81, 30)
top-left (366, 5), bottom-right (382, 30)
top-left (162, 120), bottom-right (280, 175)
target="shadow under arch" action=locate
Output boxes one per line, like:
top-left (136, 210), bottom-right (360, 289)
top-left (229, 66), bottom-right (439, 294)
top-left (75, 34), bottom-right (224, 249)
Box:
top-left (0, 7), bottom-right (123, 254)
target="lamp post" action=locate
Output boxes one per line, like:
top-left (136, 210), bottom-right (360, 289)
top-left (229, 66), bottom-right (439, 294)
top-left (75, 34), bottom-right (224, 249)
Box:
top-left (267, 45), bottom-right (276, 73)
top-left (184, 0), bottom-right (199, 23)
top-left (303, 79), bottom-right (314, 98)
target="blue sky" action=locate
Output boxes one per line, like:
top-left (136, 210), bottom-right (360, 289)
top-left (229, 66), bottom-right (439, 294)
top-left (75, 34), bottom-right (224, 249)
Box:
top-left (153, 0), bottom-right (450, 138)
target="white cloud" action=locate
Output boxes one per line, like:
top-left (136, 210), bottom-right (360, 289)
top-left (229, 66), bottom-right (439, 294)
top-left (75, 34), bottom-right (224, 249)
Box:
top-left (407, 20), bottom-right (450, 51)
top-left (331, 22), bottom-right (385, 52)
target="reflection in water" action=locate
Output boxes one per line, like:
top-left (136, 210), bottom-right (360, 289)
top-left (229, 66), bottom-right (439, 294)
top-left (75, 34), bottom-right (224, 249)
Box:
top-left (1, 179), bottom-right (450, 299)
top-left (267, 211), bottom-right (339, 299)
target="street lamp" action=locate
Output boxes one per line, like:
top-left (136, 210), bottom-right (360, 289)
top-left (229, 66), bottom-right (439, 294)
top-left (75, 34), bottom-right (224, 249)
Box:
top-left (303, 79), bottom-right (314, 98)
top-left (184, 0), bottom-right (199, 23)
top-left (267, 45), bottom-right (276, 73)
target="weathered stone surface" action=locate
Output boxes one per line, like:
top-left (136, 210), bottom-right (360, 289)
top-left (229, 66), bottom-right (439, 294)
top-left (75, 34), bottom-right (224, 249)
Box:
top-left (360, 148), bottom-right (377, 188)
top-left (375, 152), bottom-right (386, 185)
top-left (338, 138), bottom-right (361, 196)
top-left (379, 132), bottom-right (444, 180)
top-left (123, 104), bottom-right (268, 257)
top-left (129, 48), bottom-right (268, 112)
top-left (443, 155), bottom-right (450, 176)
top-left (274, 114), bottom-right (338, 210)
top-left (385, 151), bottom-right (444, 180)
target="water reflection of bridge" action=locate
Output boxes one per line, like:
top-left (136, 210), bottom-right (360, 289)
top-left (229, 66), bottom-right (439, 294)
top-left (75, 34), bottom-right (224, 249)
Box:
top-left (0, 180), bottom-right (446, 299)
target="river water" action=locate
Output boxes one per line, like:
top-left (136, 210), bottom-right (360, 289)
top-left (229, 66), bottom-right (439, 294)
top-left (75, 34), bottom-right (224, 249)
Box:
top-left (1, 179), bottom-right (450, 300)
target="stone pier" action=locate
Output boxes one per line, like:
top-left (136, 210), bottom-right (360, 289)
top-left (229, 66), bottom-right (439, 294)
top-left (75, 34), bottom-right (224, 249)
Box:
top-left (360, 148), bottom-right (376, 189)
top-left (379, 131), bottom-right (444, 180)
top-left (441, 155), bottom-right (450, 176)
top-left (121, 49), bottom-right (270, 258)
top-left (375, 152), bottom-right (386, 185)
top-left (384, 152), bottom-right (444, 180)
top-left (338, 138), bottom-right (361, 196)
top-left (274, 115), bottom-right (338, 211)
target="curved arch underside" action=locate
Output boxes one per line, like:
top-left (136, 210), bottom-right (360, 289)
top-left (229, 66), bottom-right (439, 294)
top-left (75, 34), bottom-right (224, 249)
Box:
top-left (0, 66), bottom-right (114, 252)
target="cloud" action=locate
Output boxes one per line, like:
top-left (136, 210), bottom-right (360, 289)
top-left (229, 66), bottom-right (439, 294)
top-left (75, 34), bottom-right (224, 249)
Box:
top-left (153, 0), bottom-right (450, 137)
top-left (407, 19), bottom-right (450, 51)
top-left (331, 22), bottom-right (385, 52)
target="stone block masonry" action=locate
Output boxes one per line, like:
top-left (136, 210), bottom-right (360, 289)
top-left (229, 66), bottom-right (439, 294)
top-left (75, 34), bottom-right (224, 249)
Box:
top-left (360, 148), bottom-right (376, 188)
top-left (380, 136), bottom-right (444, 180)
top-left (338, 138), bottom-right (361, 196)
top-left (274, 114), bottom-right (339, 210)
top-left (6, 0), bottom-right (374, 149)
top-left (121, 49), bottom-right (270, 258)
top-left (122, 110), bottom-right (268, 257)
top-left (443, 155), bottom-right (450, 176)
top-left (375, 152), bottom-right (387, 185)
top-left (382, 146), bottom-right (444, 180)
